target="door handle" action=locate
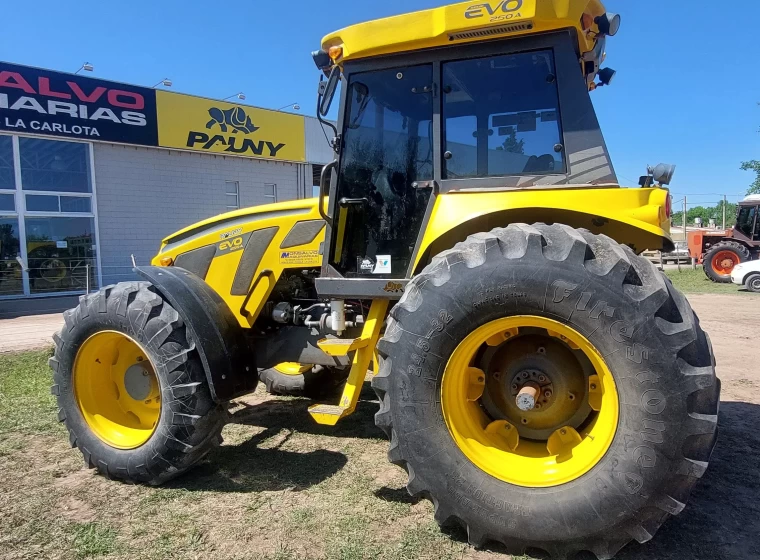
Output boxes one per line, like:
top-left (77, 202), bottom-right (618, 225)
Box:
top-left (338, 197), bottom-right (369, 207)
top-left (319, 160), bottom-right (337, 228)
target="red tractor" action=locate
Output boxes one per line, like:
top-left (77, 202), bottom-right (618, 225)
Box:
top-left (688, 195), bottom-right (760, 282)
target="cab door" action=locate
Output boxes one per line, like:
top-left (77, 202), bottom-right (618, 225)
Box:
top-left (736, 205), bottom-right (759, 241)
top-left (327, 64), bottom-right (434, 279)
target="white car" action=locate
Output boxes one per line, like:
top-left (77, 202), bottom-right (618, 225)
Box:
top-left (730, 260), bottom-right (760, 292)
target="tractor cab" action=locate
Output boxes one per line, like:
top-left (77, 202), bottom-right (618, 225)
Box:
top-left (312, 0), bottom-right (624, 298)
top-left (735, 196), bottom-right (760, 243)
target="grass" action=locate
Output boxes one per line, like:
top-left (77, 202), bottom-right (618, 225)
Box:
top-left (0, 350), bottom-right (499, 560)
top-left (1, 339), bottom-right (757, 559)
top-left (664, 267), bottom-right (760, 295)
top-left (0, 349), bottom-right (61, 436)
top-left (69, 522), bottom-right (119, 558)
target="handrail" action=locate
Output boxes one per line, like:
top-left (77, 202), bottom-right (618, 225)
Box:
top-left (319, 160), bottom-right (337, 228)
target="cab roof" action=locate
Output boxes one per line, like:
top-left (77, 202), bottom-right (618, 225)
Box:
top-left (321, 0), bottom-right (608, 63)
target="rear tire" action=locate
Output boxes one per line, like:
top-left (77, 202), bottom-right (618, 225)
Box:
top-left (745, 272), bottom-right (760, 293)
top-left (259, 365), bottom-right (349, 398)
top-left (703, 241), bottom-right (751, 283)
top-left (373, 224), bottom-right (719, 559)
top-left (50, 282), bottom-right (226, 485)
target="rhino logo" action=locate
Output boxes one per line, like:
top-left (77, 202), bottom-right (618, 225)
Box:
top-left (206, 106), bottom-right (259, 134)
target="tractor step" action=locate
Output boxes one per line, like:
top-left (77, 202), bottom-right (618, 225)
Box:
top-left (308, 300), bottom-right (390, 426)
top-left (308, 404), bottom-right (351, 426)
top-left (317, 337), bottom-right (369, 357)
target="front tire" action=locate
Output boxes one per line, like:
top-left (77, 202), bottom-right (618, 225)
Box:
top-left (745, 272), bottom-right (760, 293)
top-left (50, 282), bottom-right (226, 485)
top-left (259, 364), bottom-right (349, 398)
top-left (373, 224), bottom-right (719, 559)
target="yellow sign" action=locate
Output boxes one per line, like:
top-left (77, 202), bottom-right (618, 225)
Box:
top-left (156, 91), bottom-right (305, 162)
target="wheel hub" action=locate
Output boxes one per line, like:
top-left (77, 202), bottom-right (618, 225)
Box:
top-left (481, 334), bottom-right (592, 440)
top-left (712, 250), bottom-right (739, 275)
top-left (515, 381), bottom-right (541, 411)
top-left (441, 316), bottom-right (619, 488)
top-left (123, 362), bottom-right (158, 402)
top-left (510, 370), bottom-right (554, 411)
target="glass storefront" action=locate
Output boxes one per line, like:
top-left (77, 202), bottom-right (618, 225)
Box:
top-left (0, 134), bottom-right (99, 298)
top-left (0, 217), bottom-right (22, 297)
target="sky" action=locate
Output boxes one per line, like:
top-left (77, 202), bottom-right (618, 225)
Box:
top-left (1, 0), bottom-right (759, 208)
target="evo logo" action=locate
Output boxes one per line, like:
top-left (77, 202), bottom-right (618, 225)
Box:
top-left (215, 232), bottom-right (251, 257)
top-left (465, 0), bottom-right (523, 19)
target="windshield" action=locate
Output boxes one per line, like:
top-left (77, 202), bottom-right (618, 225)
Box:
top-left (736, 205), bottom-right (758, 239)
top-left (330, 65), bottom-right (434, 278)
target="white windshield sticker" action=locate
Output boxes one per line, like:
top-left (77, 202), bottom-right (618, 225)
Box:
top-left (374, 255), bottom-right (392, 274)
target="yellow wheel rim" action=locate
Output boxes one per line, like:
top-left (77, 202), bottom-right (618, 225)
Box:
top-left (274, 362), bottom-right (314, 376)
top-left (73, 331), bottom-right (161, 449)
top-left (441, 316), bottom-right (618, 488)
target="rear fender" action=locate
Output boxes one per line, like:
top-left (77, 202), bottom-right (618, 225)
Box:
top-left (415, 187), bottom-right (674, 272)
top-left (134, 265), bottom-right (257, 403)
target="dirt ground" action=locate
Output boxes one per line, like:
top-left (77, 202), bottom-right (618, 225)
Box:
top-left (0, 293), bottom-right (758, 560)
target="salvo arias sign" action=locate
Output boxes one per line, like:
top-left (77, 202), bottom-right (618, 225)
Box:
top-left (156, 91), bottom-right (306, 162)
top-left (0, 62), bottom-right (158, 145)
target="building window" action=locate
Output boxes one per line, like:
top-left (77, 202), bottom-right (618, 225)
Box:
top-left (19, 137), bottom-right (92, 193)
top-left (25, 216), bottom-right (97, 295)
top-left (264, 183), bottom-right (277, 203)
top-left (25, 194), bottom-right (92, 213)
top-left (225, 181), bottom-right (240, 210)
top-left (0, 193), bottom-right (14, 212)
top-left (312, 164), bottom-right (324, 198)
top-left (0, 216), bottom-right (22, 297)
top-left (0, 136), bottom-right (14, 190)
top-left (0, 134), bottom-right (99, 299)
top-left (0, 135), bottom-right (21, 296)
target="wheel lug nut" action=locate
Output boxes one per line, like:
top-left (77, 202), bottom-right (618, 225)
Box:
top-left (544, 390), bottom-right (552, 398)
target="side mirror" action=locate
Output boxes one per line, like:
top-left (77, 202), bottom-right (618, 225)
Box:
top-left (319, 66), bottom-right (340, 117)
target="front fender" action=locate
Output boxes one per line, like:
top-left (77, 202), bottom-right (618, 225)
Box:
top-left (134, 265), bottom-right (257, 403)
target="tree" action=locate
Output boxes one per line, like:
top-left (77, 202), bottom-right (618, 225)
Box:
top-left (740, 160), bottom-right (760, 195)
top-left (671, 201), bottom-right (736, 229)
top-left (497, 127), bottom-right (525, 154)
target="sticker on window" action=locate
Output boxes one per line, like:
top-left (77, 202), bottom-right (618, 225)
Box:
top-left (373, 256), bottom-right (391, 274)
top-left (358, 257), bottom-right (375, 275)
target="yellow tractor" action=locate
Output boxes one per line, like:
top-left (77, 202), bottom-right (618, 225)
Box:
top-left (50, 2), bottom-right (719, 558)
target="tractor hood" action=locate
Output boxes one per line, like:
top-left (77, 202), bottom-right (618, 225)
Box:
top-left (152, 198), bottom-right (327, 329)
top-left (157, 199), bottom-right (318, 256)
